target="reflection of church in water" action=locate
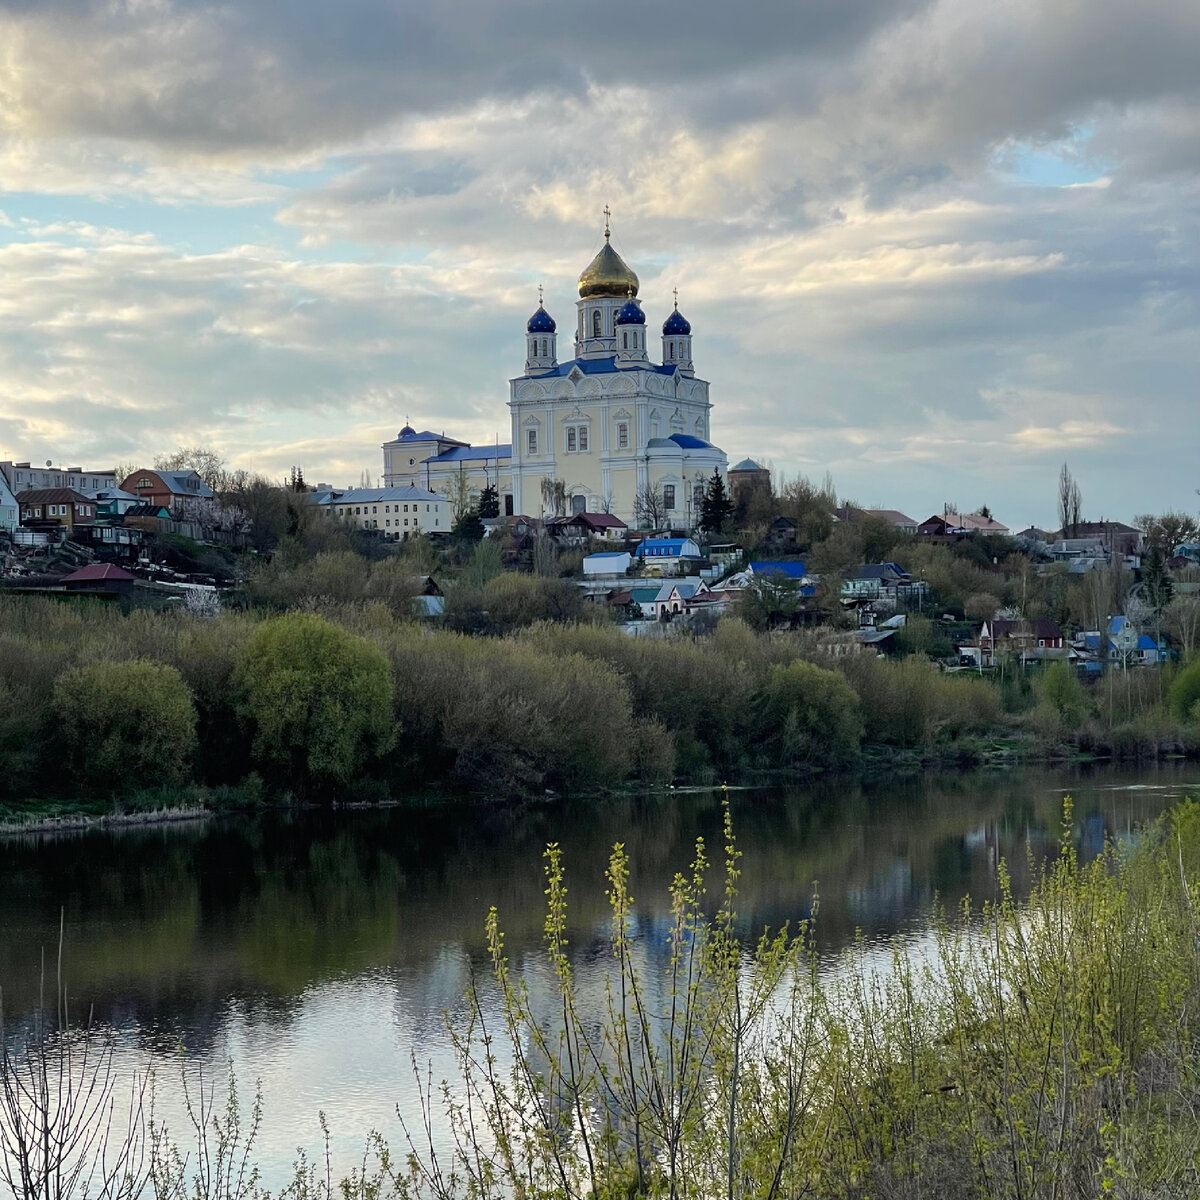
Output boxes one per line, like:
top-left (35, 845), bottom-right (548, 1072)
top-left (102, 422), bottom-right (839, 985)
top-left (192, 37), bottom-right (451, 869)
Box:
top-left (382, 214), bottom-right (727, 527)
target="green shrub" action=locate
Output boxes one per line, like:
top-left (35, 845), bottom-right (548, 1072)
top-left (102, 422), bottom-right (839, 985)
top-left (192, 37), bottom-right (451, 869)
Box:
top-left (1168, 657), bottom-right (1200, 723)
top-left (1037, 660), bottom-right (1091, 729)
top-left (52, 658), bottom-right (197, 794)
top-left (233, 612), bottom-right (395, 791)
top-left (751, 659), bottom-right (863, 769)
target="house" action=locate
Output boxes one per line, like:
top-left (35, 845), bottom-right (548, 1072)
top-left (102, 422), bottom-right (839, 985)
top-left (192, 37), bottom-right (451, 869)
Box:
top-left (121, 469), bottom-right (216, 515)
top-left (1, 462), bottom-right (116, 494)
top-left (583, 551), bottom-right (632, 576)
top-left (320, 486), bottom-right (449, 539)
top-left (1056, 521), bottom-right (1141, 559)
top-left (647, 578), bottom-right (709, 619)
top-left (842, 563), bottom-right (910, 599)
top-left (634, 537), bottom-right (703, 576)
top-left (0, 471), bottom-right (17, 533)
top-left (89, 488), bottom-right (144, 518)
top-left (16, 488), bottom-right (97, 534)
top-left (978, 618), bottom-right (1065, 665)
top-left (920, 510), bottom-right (1010, 536)
top-left (746, 560), bottom-right (811, 586)
top-left (61, 563), bottom-right (136, 595)
top-left (766, 516), bottom-right (797, 547)
top-left (866, 509), bottom-right (918, 535)
top-left (547, 511), bottom-right (629, 541)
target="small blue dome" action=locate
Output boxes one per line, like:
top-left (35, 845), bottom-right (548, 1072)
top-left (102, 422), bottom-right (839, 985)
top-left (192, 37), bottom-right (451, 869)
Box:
top-left (526, 305), bottom-right (556, 333)
top-left (662, 307), bottom-right (691, 335)
top-left (398, 424), bottom-right (416, 439)
top-left (615, 299), bottom-right (645, 326)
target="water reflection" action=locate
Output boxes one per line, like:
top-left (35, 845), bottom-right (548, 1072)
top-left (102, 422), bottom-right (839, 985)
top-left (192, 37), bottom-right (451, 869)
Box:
top-left (0, 764), bottom-right (1194, 1186)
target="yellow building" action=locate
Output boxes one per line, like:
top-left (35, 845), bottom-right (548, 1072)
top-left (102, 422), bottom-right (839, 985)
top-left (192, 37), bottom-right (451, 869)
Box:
top-left (383, 222), bottom-right (727, 528)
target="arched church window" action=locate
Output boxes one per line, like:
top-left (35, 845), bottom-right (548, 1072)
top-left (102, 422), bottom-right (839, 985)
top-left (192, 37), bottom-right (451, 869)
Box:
top-left (571, 494), bottom-right (587, 516)
top-left (541, 338), bottom-right (547, 355)
top-left (592, 310), bottom-right (602, 337)
top-left (622, 331), bottom-right (628, 349)
top-left (669, 343), bottom-right (675, 361)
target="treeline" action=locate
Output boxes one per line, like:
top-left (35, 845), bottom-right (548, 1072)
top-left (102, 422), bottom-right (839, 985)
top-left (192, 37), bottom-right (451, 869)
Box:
top-left (2, 597), bottom-right (1198, 810)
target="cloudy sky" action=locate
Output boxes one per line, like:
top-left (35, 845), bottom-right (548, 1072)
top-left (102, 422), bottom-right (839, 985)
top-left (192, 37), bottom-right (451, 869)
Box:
top-left (0, 0), bottom-right (1196, 526)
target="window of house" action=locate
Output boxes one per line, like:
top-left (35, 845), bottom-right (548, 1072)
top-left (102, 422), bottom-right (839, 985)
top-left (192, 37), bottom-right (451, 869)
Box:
top-left (504, 494), bottom-right (514, 516)
top-left (663, 485), bottom-right (676, 510)
top-left (592, 310), bottom-right (602, 337)
top-left (404, 518), bottom-right (409, 527)
top-left (372, 506), bottom-right (377, 514)
top-left (426, 504), bottom-right (430, 512)
top-left (527, 429), bottom-right (538, 455)
top-left (617, 422), bottom-right (629, 450)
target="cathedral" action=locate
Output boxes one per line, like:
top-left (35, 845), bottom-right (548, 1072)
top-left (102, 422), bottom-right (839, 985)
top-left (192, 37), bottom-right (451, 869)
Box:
top-left (382, 220), bottom-right (727, 527)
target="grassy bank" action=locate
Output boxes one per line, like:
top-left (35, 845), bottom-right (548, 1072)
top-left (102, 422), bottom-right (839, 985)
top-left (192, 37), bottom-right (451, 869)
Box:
top-left (1, 595), bottom-right (1196, 810)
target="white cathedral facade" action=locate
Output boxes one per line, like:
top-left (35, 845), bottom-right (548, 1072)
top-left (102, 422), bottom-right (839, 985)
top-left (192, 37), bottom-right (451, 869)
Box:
top-left (382, 223), bottom-right (727, 528)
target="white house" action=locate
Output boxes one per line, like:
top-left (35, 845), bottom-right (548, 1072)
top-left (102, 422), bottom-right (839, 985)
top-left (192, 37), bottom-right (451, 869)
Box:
top-left (634, 536), bottom-right (704, 576)
top-left (648, 578), bottom-right (709, 619)
top-left (583, 550), bottom-right (632, 576)
top-left (319, 485), bottom-right (449, 539)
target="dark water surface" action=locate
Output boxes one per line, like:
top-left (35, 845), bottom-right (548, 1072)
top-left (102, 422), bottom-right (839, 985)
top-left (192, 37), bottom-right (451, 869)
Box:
top-left (0, 764), bottom-right (1196, 1185)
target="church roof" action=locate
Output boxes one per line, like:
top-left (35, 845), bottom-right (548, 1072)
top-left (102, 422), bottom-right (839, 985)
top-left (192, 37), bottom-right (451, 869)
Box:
top-left (578, 237), bottom-right (639, 299)
top-left (425, 444), bottom-right (513, 463)
top-left (662, 307), bottom-right (691, 335)
top-left (529, 355), bottom-right (680, 378)
top-left (395, 428), bottom-right (464, 444)
top-left (615, 299), bottom-right (645, 325)
top-left (526, 305), bottom-right (556, 333)
top-left (730, 458), bottom-right (764, 472)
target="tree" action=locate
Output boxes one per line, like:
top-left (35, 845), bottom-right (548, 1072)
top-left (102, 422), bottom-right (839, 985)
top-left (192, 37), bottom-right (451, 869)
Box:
top-left (452, 507), bottom-right (485, 543)
top-left (53, 659), bottom-right (197, 793)
top-left (155, 446), bottom-right (232, 494)
top-left (1057, 463), bottom-right (1082, 537)
top-left (634, 482), bottom-right (666, 530)
top-left (1141, 543), bottom-right (1174, 617)
top-left (751, 659), bottom-right (863, 768)
top-left (539, 477), bottom-right (567, 519)
top-left (233, 613), bottom-right (395, 790)
top-left (698, 468), bottom-right (734, 536)
top-left (1164, 593), bottom-right (1200, 657)
top-left (1135, 511), bottom-right (1200, 556)
top-left (477, 483), bottom-right (500, 519)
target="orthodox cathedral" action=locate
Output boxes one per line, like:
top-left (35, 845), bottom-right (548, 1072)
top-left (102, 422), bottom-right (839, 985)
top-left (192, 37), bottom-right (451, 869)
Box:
top-left (382, 219), bottom-right (727, 527)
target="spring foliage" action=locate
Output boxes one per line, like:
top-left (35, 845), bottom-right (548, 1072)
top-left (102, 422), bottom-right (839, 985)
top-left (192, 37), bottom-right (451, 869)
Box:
top-left (233, 612), bottom-right (396, 788)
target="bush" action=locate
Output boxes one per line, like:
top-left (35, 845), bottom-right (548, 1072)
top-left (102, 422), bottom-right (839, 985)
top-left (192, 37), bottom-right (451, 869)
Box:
top-left (1036, 660), bottom-right (1091, 729)
top-left (52, 659), bottom-right (197, 794)
top-left (233, 613), bottom-right (396, 792)
top-left (751, 659), bottom-right (863, 769)
top-left (1168, 657), bottom-right (1200, 724)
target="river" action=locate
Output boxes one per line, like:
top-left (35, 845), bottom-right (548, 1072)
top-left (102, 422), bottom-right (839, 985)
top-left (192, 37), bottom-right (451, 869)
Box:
top-left (0, 763), bottom-right (1196, 1190)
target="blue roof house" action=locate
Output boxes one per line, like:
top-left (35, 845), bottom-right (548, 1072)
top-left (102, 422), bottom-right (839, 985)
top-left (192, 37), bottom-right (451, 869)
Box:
top-left (635, 537), bottom-right (703, 575)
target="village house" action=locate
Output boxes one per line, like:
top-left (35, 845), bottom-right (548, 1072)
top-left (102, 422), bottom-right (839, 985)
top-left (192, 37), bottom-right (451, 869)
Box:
top-left (582, 550), bottom-right (632, 576)
top-left (634, 536), bottom-right (704, 576)
top-left (16, 488), bottom-right (97, 536)
top-left (547, 511), bottom-right (629, 542)
top-left (61, 563), bottom-right (136, 595)
top-left (120, 468), bottom-right (215, 516)
top-left (978, 618), bottom-right (1066, 666)
top-left (919, 510), bottom-right (1010, 536)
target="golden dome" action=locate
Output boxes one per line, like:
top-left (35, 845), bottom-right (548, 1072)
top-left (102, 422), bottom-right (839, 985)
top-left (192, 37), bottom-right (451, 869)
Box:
top-left (578, 234), bottom-right (639, 299)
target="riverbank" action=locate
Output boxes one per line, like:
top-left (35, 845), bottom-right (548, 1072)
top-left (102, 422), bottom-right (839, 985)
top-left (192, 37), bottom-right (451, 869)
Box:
top-left (4, 785), bottom-right (1200, 1197)
top-left (2, 595), bottom-right (1197, 812)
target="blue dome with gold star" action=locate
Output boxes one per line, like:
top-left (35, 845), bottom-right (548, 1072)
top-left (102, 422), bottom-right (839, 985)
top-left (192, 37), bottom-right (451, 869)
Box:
top-left (526, 305), bottom-right (556, 333)
top-left (615, 299), bottom-right (645, 326)
top-left (662, 306), bottom-right (691, 335)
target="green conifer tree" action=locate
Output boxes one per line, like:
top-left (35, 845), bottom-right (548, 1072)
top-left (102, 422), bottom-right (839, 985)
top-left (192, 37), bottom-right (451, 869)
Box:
top-left (699, 468), bottom-right (734, 535)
